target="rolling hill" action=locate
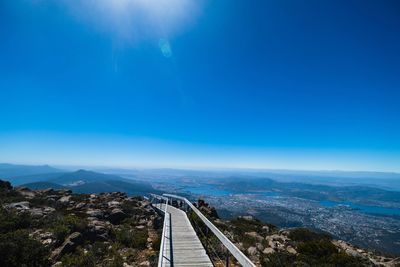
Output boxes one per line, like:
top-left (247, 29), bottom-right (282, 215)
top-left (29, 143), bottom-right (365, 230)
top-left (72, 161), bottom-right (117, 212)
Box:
top-left (18, 169), bottom-right (160, 196)
top-left (0, 163), bottom-right (63, 183)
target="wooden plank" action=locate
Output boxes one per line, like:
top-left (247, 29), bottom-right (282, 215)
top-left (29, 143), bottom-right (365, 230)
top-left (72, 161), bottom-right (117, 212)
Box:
top-left (153, 203), bottom-right (213, 267)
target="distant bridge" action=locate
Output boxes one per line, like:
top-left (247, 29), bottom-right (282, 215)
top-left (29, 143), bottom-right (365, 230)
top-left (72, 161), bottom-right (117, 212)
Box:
top-left (149, 193), bottom-right (256, 267)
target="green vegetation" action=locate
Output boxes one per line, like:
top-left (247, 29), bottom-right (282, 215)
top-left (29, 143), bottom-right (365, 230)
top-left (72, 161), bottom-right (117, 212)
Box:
top-left (288, 228), bottom-right (331, 242)
top-left (0, 206), bottom-right (32, 233)
top-left (114, 223), bottom-right (148, 249)
top-left (0, 207), bottom-right (50, 267)
top-left (43, 213), bottom-right (88, 244)
top-left (0, 230), bottom-right (51, 267)
top-left (230, 217), bottom-right (274, 236)
top-left (0, 182), bottom-right (25, 204)
top-left (0, 180), bottom-right (157, 267)
top-left (60, 247), bottom-right (96, 267)
top-left (261, 228), bottom-right (370, 267)
top-left (187, 199), bottom-right (375, 267)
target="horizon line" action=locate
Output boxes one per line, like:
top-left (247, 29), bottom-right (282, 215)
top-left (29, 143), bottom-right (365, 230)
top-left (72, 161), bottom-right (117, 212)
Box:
top-left (2, 162), bottom-right (400, 175)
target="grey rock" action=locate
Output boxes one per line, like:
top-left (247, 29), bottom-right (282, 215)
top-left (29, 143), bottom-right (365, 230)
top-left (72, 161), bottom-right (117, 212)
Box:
top-left (287, 246), bottom-right (297, 255)
top-left (256, 243), bottom-right (264, 251)
top-left (108, 208), bottom-right (128, 224)
top-left (245, 231), bottom-right (263, 241)
top-left (262, 225), bottom-right (270, 232)
top-left (43, 206), bottom-right (56, 214)
top-left (29, 208), bottom-right (44, 218)
top-left (41, 188), bottom-right (54, 194)
top-left (58, 189), bottom-right (72, 195)
top-left (107, 200), bottom-right (120, 207)
top-left (139, 261), bottom-right (150, 266)
top-left (240, 215), bottom-right (255, 221)
top-left (46, 195), bottom-right (60, 201)
top-left (51, 232), bottom-right (83, 260)
top-left (263, 247), bottom-right (275, 254)
top-left (6, 201), bottom-right (30, 210)
top-left (75, 202), bottom-right (86, 209)
top-left (86, 209), bottom-right (104, 218)
top-left (58, 195), bottom-right (72, 203)
top-left (247, 246), bottom-right (258, 256)
top-left (85, 220), bottom-right (110, 241)
top-left (16, 187), bottom-right (36, 198)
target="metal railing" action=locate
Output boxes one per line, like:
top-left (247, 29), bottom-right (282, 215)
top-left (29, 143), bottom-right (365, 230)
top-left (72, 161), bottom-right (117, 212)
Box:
top-left (163, 193), bottom-right (256, 267)
top-left (149, 194), bottom-right (172, 267)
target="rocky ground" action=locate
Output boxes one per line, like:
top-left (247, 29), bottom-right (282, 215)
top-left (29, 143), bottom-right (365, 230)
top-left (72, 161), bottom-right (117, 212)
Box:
top-left (0, 180), bottom-right (162, 267)
top-left (192, 200), bottom-right (400, 267)
top-left (1, 178), bottom-right (399, 267)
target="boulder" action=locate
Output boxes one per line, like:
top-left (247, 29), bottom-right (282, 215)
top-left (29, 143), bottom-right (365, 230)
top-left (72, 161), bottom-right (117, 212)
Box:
top-left (51, 232), bottom-right (83, 260)
top-left (245, 231), bottom-right (264, 241)
top-left (16, 187), bottom-right (36, 198)
top-left (29, 208), bottom-right (44, 218)
top-left (108, 208), bottom-right (128, 224)
top-left (85, 220), bottom-right (110, 241)
top-left (266, 234), bottom-right (287, 243)
top-left (43, 206), bottom-right (56, 214)
top-left (86, 209), bottom-right (104, 218)
top-left (6, 201), bottom-right (30, 211)
top-left (247, 246), bottom-right (258, 256)
top-left (58, 189), bottom-right (72, 195)
top-left (287, 246), bottom-right (297, 255)
top-left (107, 200), bottom-right (120, 207)
top-left (31, 230), bottom-right (54, 246)
top-left (58, 195), bottom-right (72, 203)
top-left (263, 247), bottom-right (275, 254)
top-left (75, 202), bottom-right (86, 209)
top-left (41, 188), bottom-right (54, 194)
top-left (139, 261), bottom-right (150, 266)
top-left (268, 240), bottom-right (277, 249)
top-left (240, 215), bottom-right (255, 221)
top-left (42, 238), bottom-right (53, 245)
top-left (46, 195), bottom-right (60, 201)
top-left (67, 232), bottom-right (83, 243)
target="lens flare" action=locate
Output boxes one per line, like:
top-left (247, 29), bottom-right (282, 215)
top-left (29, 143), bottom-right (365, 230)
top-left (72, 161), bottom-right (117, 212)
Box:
top-left (159, 39), bottom-right (172, 58)
top-left (62, 0), bottom-right (204, 41)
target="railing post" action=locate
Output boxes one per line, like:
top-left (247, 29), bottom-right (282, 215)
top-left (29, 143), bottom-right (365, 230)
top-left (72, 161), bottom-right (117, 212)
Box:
top-left (226, 248), bottom-right (230, 267)
top-left (163, 193), bottom-right (256, 267)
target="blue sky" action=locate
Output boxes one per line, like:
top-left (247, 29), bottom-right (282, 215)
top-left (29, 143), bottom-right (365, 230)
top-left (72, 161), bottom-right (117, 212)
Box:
top-left (1, 0), bottom-right (400, 171)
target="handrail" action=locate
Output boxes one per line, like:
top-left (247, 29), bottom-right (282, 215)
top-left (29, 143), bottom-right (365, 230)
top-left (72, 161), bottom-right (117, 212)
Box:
top-left (163, 193), bottom-right (256, 267)
top-left (149, 194), bottom-right (171, 267)
top-left (150, 193), bottom-right (169, 203)
top-left (158, 205), bottom-right (168, 267)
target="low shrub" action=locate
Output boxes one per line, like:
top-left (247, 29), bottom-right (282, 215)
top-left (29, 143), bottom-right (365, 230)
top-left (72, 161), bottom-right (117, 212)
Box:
top-left (115, 225), bottom-right (148, 249)
top-left (0, 230), bottom-right (51, 267)
top-left (289, 228), bottom-right (331, 242)
top-left (0, 207), bottom-right (32, 234)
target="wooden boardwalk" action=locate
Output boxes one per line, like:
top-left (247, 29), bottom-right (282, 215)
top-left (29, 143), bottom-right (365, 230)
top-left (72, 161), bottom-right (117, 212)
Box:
top-left (154, 203), bottom-right (213, 267)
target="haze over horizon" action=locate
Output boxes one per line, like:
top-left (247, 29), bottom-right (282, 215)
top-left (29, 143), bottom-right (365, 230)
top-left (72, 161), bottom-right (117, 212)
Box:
top-left (1, 0), bottom-right (400, 172)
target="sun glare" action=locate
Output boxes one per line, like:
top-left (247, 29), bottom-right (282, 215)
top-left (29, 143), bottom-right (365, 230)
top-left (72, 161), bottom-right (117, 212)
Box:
top-left (63, 0), bottom-right (203, 40)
